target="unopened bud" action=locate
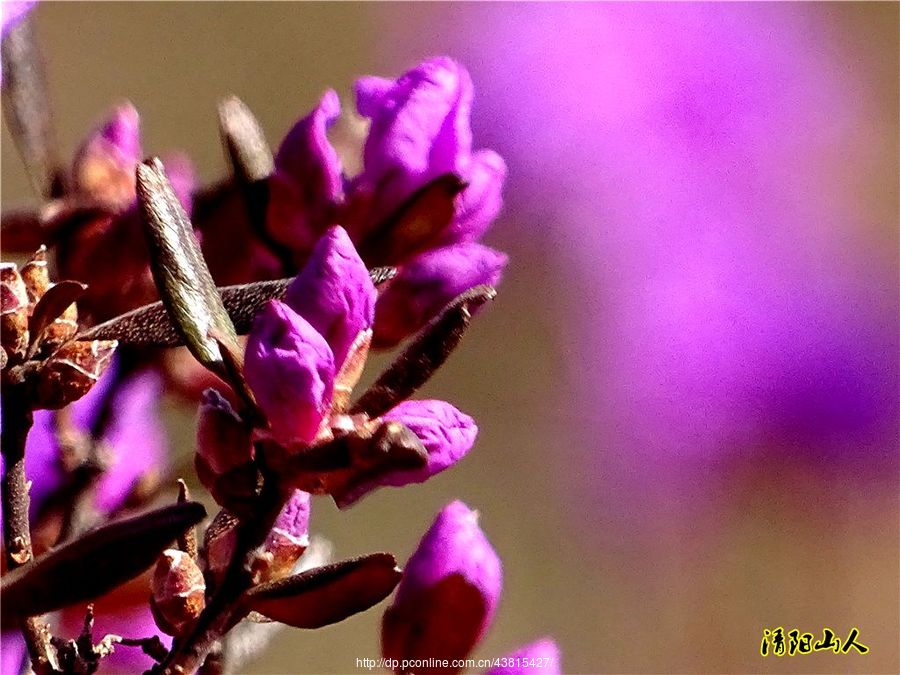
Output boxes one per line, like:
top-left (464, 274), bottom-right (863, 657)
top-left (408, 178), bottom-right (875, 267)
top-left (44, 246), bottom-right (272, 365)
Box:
top-left (20, 246), bottom-right (50, 310)
top-left (257, 489), bottom-right (311, 582)
top-left (195, 389), bottom-right (258, 512)
top-left (150, 548), bottom-right (206, 636)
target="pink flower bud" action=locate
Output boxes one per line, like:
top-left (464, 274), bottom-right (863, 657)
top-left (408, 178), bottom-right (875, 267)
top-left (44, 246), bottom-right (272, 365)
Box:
top-left (335, 400), bottom-right (477, 508)
top-left (284, 226), bottom-right (376, 369)
top-left (374, 243), bottom-right (507, 348)
top-left (382, 501), bottom-right (502, 673)
top-left (244, 300), bottom-right (335, 445)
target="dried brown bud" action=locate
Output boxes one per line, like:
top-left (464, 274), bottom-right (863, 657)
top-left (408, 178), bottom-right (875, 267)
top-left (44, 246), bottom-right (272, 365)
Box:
top-left (20, 246), bottom-right (50, 309)
top-left (1, 263), bottom-right (30, 362)
top-left (150, 549), bottom-right (206, 636)
top-left (36, 339), bottom-right (117, 409)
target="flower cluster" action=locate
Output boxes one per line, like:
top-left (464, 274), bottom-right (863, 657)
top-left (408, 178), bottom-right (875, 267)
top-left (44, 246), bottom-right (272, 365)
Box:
top-left (1, 15), bottom-right (555, 670)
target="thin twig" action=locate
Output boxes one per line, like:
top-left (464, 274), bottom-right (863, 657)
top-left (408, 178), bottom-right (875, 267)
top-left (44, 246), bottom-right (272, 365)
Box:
top-left (1, 388), bottom-right (55, 673)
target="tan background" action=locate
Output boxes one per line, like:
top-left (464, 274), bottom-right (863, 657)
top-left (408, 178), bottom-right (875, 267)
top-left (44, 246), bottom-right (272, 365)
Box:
top-left (3, 3), bottom-right (898, 674)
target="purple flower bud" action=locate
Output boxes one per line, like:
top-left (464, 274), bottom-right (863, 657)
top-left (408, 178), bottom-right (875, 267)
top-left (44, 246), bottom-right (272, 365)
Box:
top-left (374, 243), bottom-right (507, 348)
top-left (268, 90), bottom-right (343, 252)
top-left (382, 501), bottom-right (502, 673)
top-left (487, 638), bottom-right (561, 675)
top-left (0, 1), bottom-right (35, 40)
top-left (260, 489), bottom-right (311, 580)
top-left (245, 300), bottom-right (335, 445)
top-left (284, 226), bottom-right (376, 368)
top-left (335, 400), bottom-right (477, 508)
top-left (73, 103), bottom-right (142, 207)
top-left (355, 57), bottom-right (474, 225)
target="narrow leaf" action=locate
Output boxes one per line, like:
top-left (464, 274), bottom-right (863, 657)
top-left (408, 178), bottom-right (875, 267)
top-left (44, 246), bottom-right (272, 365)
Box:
top-left (76, 270), bottom-right (396, 346)
top-left (219, 96), bottom-right (275, 246)
top-left (137, 158), bottom-right (239, 376)
top-left (0, 502), bottom-right (206, 624)
top-left (1, 16), bottom-right (65, 199)
top-left (243, 553), bottom-right (401, 629)
top-left (219, 96), bottom-right (273, 185)
top-left (350, 285), bottom-right (496, 418)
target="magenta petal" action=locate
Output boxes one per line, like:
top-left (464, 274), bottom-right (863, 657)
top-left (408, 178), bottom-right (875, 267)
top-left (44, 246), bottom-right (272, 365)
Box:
top-left (245, 300), bottom-right (335, 445)
top-left (335, 400), bottom-right (477, 508)
top-left (268, 90), bottom-right (343, 251)
top-left (284, 226), bottom-right (376, 368)
top-left (487, 638), bottom-right (562, 675)
top-left (355, 76), bottom-right (396, 118)
top-left (444, 149), bottom-right (507, 245)
top-left (382, 501), bottom-right (502, 671)
top-left (358, 57), bottom-right (474, 219)
top-left (374, 243), bottom-right (508, 347)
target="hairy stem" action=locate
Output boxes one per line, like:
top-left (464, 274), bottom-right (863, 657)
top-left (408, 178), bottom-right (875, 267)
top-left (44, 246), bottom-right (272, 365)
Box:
top-left (1, 389), bottom-right (54, 673)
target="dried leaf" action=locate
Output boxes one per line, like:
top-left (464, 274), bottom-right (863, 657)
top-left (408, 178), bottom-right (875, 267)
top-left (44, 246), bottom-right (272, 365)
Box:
top-left (351, 285), bottom-right (496, 418)
top-left (219, 96), bottom-right (274, 241)
top-left (76, 270), bottom-right (396, 346)
top-left (243, 553), bottom-right (401, 629)
top-left (137, 158), bottom-right (239, 376)
top-left (0, 502), bottom-right (206, 624)
top-left (359, 174), bottom-right (466, 265)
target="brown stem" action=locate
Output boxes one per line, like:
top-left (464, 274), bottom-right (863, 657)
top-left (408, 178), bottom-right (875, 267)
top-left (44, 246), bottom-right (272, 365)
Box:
top-left (1, 388), bottom-right (54, 673)
top-left (158, 480), bottom-right (283, 674)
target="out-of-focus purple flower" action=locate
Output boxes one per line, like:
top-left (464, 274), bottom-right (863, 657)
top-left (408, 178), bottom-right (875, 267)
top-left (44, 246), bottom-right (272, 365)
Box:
top-left (1, 631), bottom-right (26, 675)
top-left (57, 106), bottom-right (197, 323)
top-left (18, 361), bottom-right (167, 519)
top-left (267, 90), bottom-right (343, 253)
top-left (72, 102), bottom-right (142, 208)
top-left (382, 500), bottom-right (501, 673)
top-left (373, 243), bottom-right (507, 347)
top-left (244, 300), bottom-right (335, 445)
top-left (488, 638), bottom-right (561, 675)
top-left (0, 1), bottom-right (35, 40)
top-left (284, 226), bottom-right (376, 368)
top-left (335, 400), bottom-right (477, 508)
top-left (260, 488), bottom-right (311, 580)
